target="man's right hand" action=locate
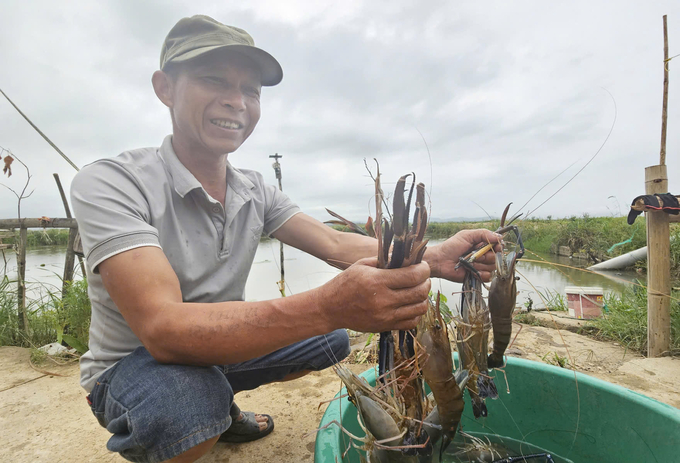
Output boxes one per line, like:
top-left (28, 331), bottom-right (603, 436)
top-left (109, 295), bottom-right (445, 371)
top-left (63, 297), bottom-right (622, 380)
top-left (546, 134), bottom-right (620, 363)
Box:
top-left (318, 257), bottom-right (431, 333)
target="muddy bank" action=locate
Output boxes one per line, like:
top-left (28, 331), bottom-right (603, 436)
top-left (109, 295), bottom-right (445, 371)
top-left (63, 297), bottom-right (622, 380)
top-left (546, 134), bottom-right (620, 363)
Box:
top-left (0, 346), bottom-right (366, 463)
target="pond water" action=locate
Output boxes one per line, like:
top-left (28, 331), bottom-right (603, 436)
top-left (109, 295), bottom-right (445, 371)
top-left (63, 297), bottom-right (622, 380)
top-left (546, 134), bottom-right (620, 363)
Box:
top-left (0, 245), bottom-right (79, 300)
top-left (247, 240), bottom-right (641, 311)
top-left (2, 240), bottom-right (641, 307)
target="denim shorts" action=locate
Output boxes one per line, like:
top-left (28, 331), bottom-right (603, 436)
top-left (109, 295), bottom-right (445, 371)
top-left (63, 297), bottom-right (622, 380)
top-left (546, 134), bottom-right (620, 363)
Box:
top-left (87, 329), bottom-right (350, 463)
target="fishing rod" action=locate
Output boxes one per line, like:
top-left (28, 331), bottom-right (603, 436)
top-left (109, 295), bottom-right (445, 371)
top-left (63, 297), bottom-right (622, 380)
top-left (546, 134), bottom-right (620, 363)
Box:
top-left (0, 88), bottom-right (79, 171)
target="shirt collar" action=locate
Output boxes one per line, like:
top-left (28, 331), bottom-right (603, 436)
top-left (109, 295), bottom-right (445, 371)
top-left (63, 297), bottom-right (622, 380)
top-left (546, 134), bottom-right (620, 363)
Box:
top-left (226, 160), bottom-right (256, 200)
top-left (159, 135), bottom-right (202, 198)
top-left (158, 135), bottom-right (255, 199)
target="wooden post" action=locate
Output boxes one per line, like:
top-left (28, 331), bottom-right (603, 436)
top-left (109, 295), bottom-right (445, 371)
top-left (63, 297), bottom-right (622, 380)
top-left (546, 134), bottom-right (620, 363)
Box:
top-left (269, 153), bottom-right (286, 297)
top-left (16, 225), bottom-right (27, 331)
top-left (63, 228), bottom-right (76, 292)
top-left (645, 166), bottom-right (671, 357)
top-left (53, 173), bottom-right (86, 286)
top-left (645, 15), bottom-right (672, 357)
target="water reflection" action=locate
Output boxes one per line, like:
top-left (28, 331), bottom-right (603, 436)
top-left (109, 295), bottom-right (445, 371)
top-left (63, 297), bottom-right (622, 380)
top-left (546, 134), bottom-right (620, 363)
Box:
top-left (246, 240), bottom-right (342, 301)
top-left (2, 242), bottom-right (640, 308)
top-left (246, 241), bottom-right (639, 310)
top-left (515, 251), bottom-right (639, 308)
top-left (2, 245), bottom-right (80, 299)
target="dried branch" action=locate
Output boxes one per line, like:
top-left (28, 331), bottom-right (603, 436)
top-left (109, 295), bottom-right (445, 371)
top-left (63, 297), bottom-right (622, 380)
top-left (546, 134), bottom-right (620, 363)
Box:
top-left (0, 146), bottom-right (33, 219)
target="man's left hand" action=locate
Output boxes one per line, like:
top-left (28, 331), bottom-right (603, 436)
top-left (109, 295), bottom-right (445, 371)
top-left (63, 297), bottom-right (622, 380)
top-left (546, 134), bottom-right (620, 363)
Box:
top-left (425, 229), bottom-right (502, 283)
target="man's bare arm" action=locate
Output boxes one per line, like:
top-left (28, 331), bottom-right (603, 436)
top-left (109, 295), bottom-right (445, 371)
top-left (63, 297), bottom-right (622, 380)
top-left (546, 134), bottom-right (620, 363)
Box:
top-left (272, 213), bottom-right (501, 281)
top-left (272, 213), bottom-right (378, 269)
top-left (98, 245), bottom-right (430, 366)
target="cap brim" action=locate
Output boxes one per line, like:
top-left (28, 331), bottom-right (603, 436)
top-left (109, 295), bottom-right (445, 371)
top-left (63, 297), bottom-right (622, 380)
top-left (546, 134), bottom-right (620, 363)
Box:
top-left (165, 44), bottom-right (283, 86)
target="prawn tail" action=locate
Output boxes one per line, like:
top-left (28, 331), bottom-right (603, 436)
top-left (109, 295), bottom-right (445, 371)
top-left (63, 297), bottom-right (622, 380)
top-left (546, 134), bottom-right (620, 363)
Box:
top-left (471, 397), bottom-right (488, 418)
top-left (487, 352), bottom-right (506, 369)
top-left (439, 434), bottom-right (452, 461)
top-left (477, 375), bottom-right (498, 400)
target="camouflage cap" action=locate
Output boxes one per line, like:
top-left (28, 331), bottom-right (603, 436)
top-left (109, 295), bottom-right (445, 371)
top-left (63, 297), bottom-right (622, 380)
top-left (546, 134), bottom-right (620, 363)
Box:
top-left (160, 15), bottom-right (283, 86)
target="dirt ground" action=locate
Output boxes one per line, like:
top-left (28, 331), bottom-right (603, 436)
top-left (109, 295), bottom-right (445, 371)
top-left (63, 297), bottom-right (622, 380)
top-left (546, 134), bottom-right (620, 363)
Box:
top-left (1, 323), bottom-right (679, 463)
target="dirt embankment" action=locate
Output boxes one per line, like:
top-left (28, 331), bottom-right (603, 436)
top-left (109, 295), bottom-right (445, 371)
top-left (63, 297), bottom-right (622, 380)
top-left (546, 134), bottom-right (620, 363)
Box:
top-left (1, 324), bottom-right (679, 463)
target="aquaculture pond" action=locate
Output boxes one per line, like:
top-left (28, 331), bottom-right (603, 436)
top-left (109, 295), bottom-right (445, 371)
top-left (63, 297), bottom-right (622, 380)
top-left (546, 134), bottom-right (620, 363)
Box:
top-left (1, 240), bottom-right (639, 305)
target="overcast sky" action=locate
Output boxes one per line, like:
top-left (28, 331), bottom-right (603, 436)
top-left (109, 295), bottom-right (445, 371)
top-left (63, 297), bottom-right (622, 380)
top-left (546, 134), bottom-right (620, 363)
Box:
top-left (1, 1), bottom-right (679, 224)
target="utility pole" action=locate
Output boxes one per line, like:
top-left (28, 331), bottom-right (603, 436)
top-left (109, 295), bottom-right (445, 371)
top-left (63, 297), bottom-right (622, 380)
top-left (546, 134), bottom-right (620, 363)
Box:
top-left (270, 153), bottom-right (286, 297)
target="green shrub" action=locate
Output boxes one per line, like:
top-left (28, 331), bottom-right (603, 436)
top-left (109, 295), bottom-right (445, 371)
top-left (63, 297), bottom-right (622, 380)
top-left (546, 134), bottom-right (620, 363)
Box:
top-left (0, 278), bottom-right (91, 352)
top-left (0, 276), bottom-right (19, 346)
top-left (670, 226), bottom-right (680, 279)
top-left (554, 215), bottom-right (646, 261)
top-left (422, 216), bottom-right (659, 270)
top-left (537, 288), bottom-right (568, 311)
top-left (522, 224), bottom-right (558, 254)
top-left (1, 229), bottom-right (71, 247)
top-left (590, 284), bottom-right (680, 355)
top-left (515, 312), bottom-right (541, 326)
top-left (426, 222), bottom-right (470, 239)
top-left (0, 277), bottom-right (58, 348)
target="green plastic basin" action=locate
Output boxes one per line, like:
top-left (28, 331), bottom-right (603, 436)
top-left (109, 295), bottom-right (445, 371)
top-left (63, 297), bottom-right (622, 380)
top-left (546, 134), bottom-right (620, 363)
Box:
top-left (315, 357), bottom-right (680, 462)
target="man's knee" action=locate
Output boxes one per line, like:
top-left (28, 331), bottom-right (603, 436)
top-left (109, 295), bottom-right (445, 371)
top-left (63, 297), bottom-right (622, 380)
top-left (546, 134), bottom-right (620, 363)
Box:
top-left (95, 349), bottom-right (234, 461)
top-left (319, 329), bottom-right (351, 367)
top-left (130, 365), bottom-right (234, 440)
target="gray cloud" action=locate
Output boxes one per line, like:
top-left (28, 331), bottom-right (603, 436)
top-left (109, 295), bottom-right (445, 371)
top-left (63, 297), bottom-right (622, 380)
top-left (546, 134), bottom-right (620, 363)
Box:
top-left (0, 0), bottom-right (678, 227)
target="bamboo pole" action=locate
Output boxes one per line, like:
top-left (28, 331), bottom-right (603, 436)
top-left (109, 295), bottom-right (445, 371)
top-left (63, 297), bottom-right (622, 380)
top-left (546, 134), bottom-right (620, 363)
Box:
top-left (16, 226), bottom-right (27, 331)
top-left (645, 167), bottom-right (671, 356)
top-left (646, 15), bottom-right (672, 357)
top-left (660, 15), bottom-right (669, 165)
top-left (0, 88), bottom-right (80, 171)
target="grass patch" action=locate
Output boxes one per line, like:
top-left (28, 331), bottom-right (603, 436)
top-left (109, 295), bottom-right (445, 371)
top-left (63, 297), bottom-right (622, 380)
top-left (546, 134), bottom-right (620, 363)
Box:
top-left (541, 351), bottom-right (570, 368)
top-left (420, 216), bottom-right (680, 275)
top-left (29, 346), bottom-right (48, 365)
top-left (554, 215), bottom-right (647, 261)
top-left (333, 215), bottom-right (677, 273)
top-left (523, 231), bottom-right (558, 255)
top-left (537, 289), bottom-right (568, 311)
top-left (514, 313), bottom-right (541, 326)
top-left (425, 221), bottom-right (498, 240)
top-left (638, 226), bottom-right (680, 279)
top-left (0, 277), bottom-right (91, 352)
top-left (589, 284), bottom-right (680, 355)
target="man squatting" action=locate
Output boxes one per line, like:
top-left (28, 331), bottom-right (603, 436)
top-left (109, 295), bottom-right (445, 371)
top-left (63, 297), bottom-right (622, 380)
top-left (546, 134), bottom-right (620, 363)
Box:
top-left (71, 15), bottom-right (501, 463)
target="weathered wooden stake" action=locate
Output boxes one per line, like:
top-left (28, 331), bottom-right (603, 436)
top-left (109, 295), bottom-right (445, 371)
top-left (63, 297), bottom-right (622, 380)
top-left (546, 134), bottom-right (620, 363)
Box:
top-left (660, 15), bottom-right (669, 165)
top-left (63, 228), bottom-right (76, 291)
top-left (269, 153), bottom-right (286, 297)
top-left (53, 173), bottom-right (86, 286)
top-left (645, 167), bottom-right (671, 357)
top-left (16, 225), bottom-right (27, 331)
top-left (646, 15), bottom-right (672, 357)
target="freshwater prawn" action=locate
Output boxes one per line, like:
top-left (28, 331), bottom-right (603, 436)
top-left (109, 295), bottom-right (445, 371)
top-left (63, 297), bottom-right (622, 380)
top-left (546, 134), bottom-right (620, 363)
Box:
top-left (455, 265), bottom-right (497, 419)
top-left (416, 292), bottom-right (468, 456)
top-left (326, 163), bottom-right (474, 461)
top-left (317, 90), bottom-right (626, 461)
top-left (487, 204), bottom-right (525, 369)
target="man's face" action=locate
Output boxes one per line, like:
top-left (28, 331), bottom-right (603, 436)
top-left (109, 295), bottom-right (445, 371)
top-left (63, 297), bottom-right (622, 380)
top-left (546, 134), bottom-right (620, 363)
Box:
top-left (166, 51), bottom-right (262, 157)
